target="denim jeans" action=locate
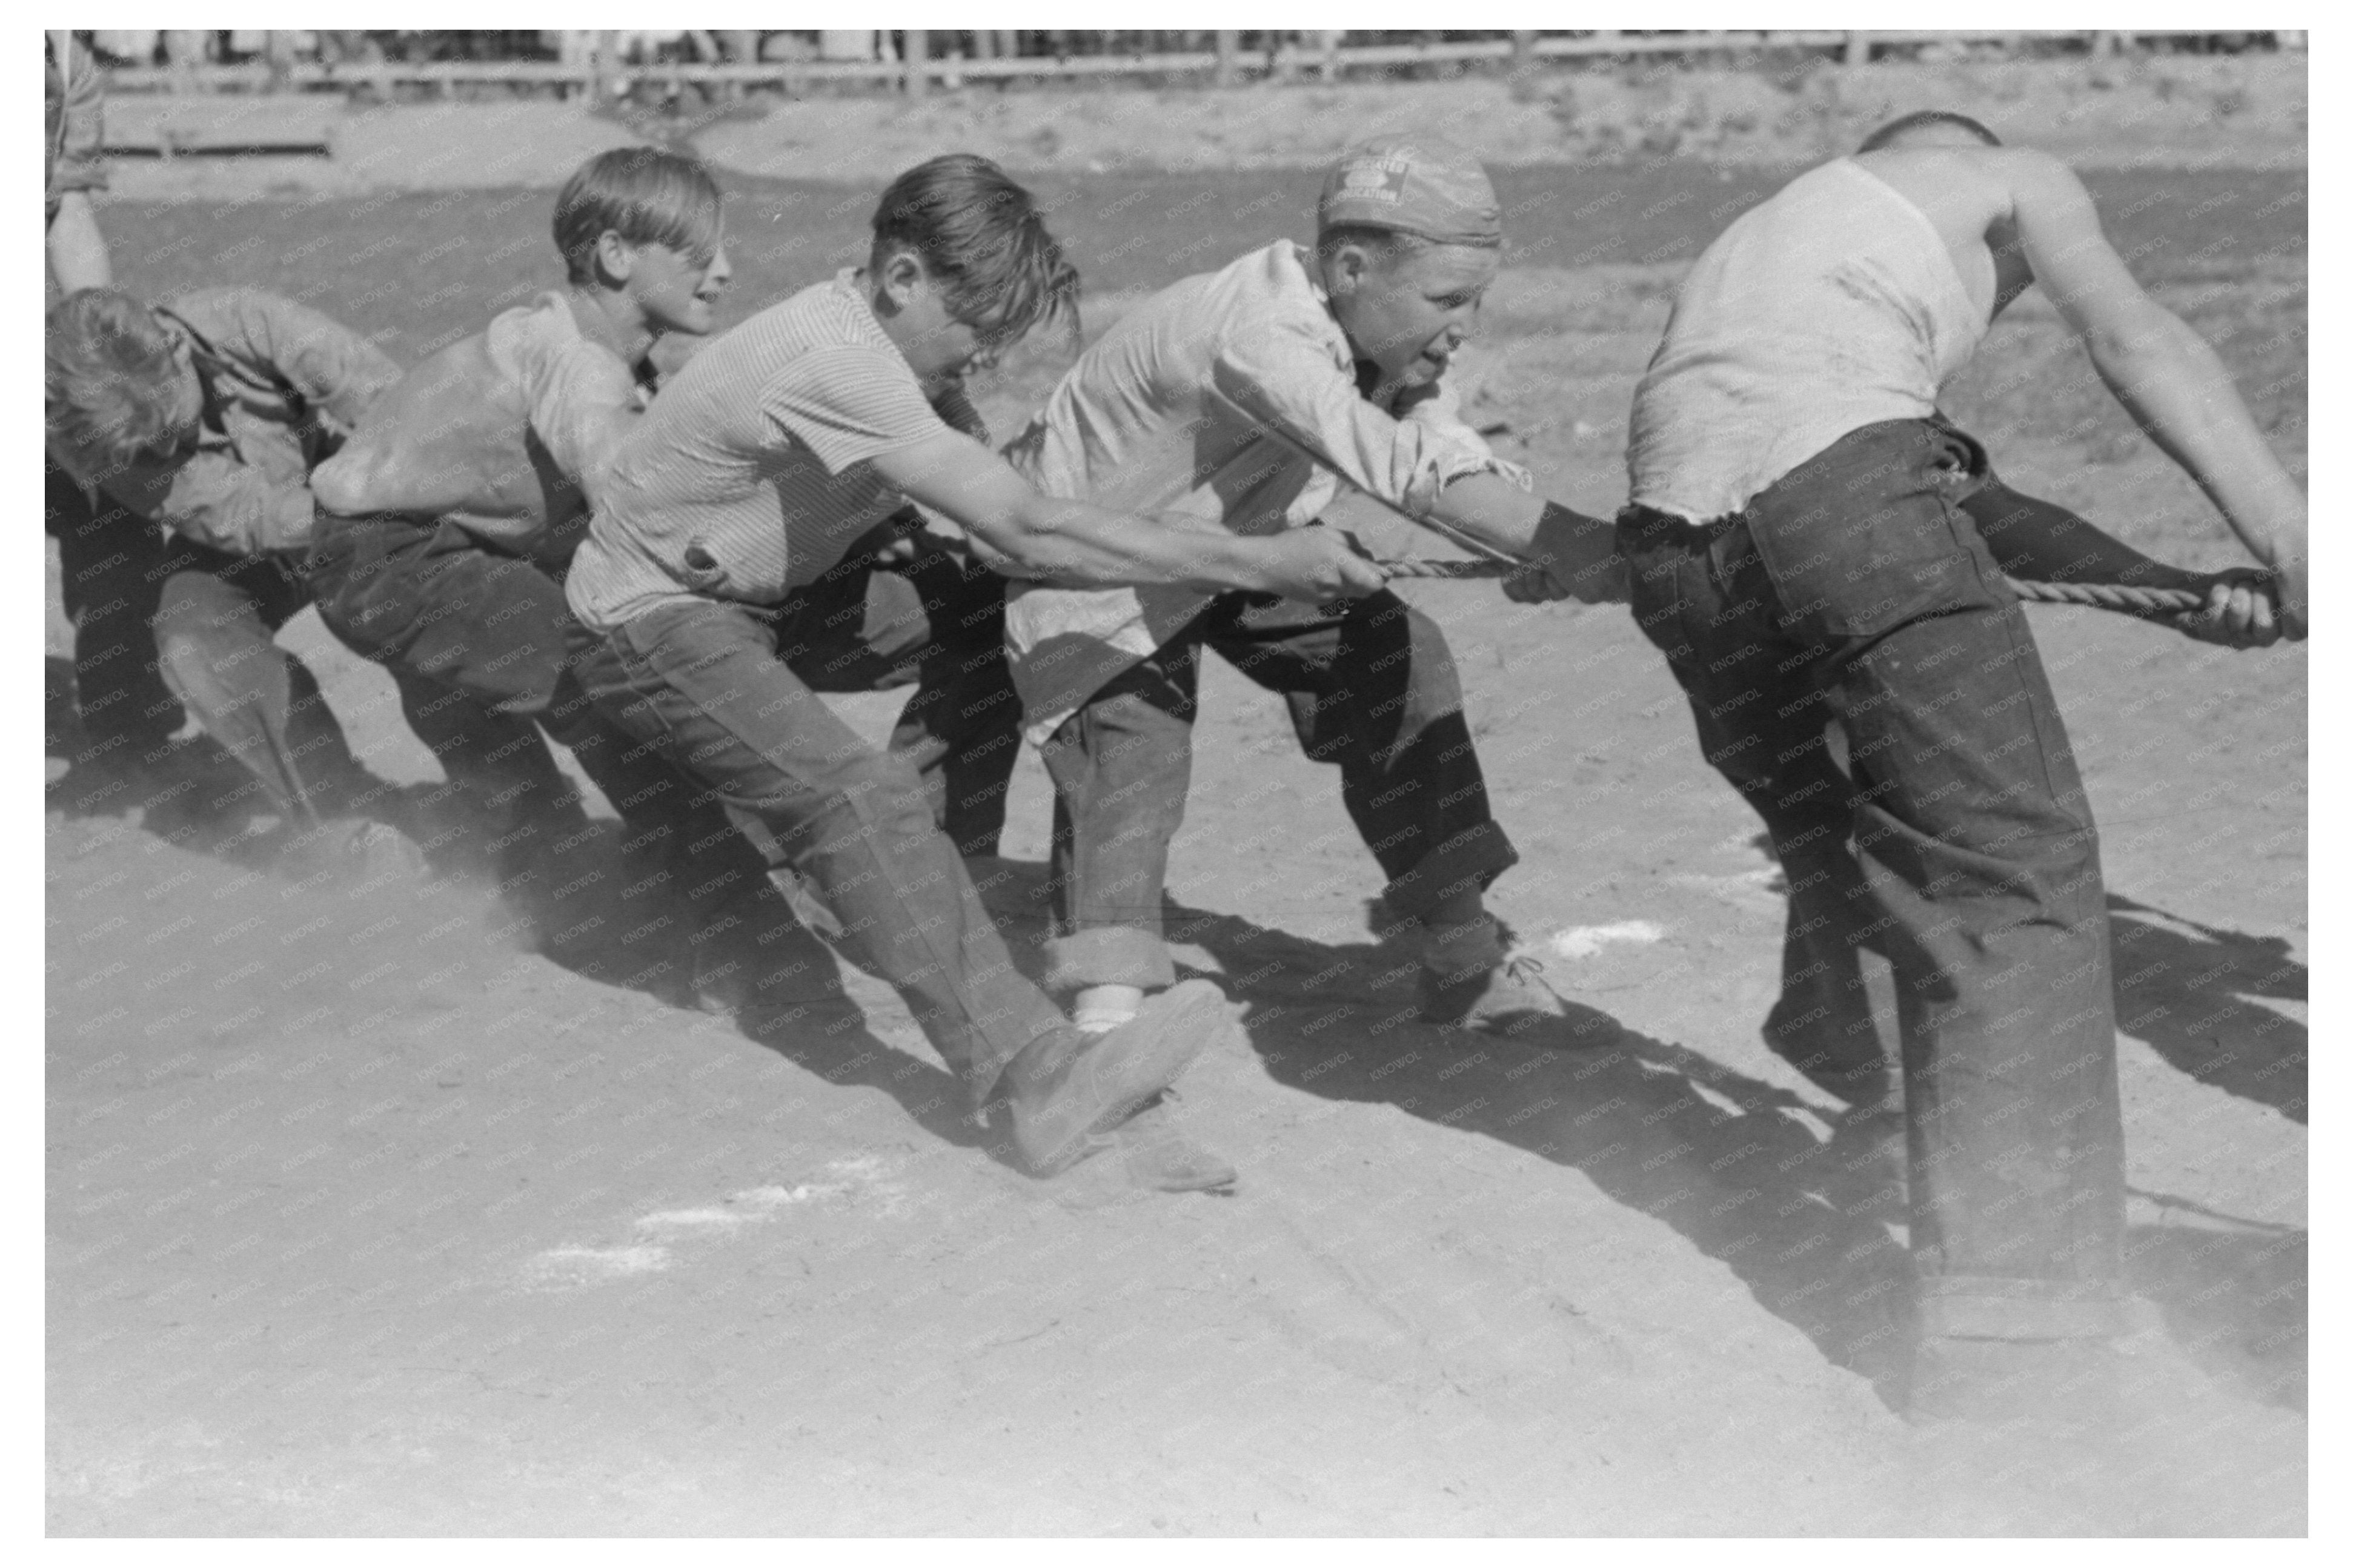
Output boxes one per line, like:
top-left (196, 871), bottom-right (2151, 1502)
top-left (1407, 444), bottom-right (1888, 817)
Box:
top-left (1036, 586), bottom-right (1518, 989)
top-left (1623, 418), bottom-right (2127, 1341)
top-left (577, 595), bottom-right (1071, 1095)
top-left (308, 508), bottom-right (754, 928)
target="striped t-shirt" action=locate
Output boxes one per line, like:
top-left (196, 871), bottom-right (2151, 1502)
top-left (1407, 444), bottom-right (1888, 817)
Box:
top-left (566, 271), bottom-right (953, 633)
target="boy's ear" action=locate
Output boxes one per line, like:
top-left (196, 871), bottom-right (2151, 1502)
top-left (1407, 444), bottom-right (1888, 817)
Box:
top-left (593, 230), bottom-right (636, 284)
top-left (1323, 242), bottom-right (1370, 299)
top-left (875, 247), bottom-right (928, 310)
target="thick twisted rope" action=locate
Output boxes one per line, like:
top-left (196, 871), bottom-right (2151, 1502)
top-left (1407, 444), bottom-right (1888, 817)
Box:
top-left (1373, 555), bottom-right (2211, 619)
top-left (1247, 418), bottom-right (2222, 622)
top-left (2000, 577), bottom-right (2208, 615)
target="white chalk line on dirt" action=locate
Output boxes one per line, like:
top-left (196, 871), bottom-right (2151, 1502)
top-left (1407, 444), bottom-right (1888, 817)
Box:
top-left (520, 1156), bottom-right (904, 1289)
top-left (1547, 920), bottom-right (1667, 960)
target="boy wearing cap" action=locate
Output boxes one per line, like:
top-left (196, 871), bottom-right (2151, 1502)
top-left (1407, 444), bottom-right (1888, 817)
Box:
top-left (1000, 136), bottom-right (1621, 1069)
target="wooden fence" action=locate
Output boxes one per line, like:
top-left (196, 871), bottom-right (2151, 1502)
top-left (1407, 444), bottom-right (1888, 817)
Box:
top-left (98, 30), bottom-right (2303, 100)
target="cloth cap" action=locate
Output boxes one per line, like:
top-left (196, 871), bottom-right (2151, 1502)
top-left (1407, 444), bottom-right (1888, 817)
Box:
top-left (1317, 136), bottom-right (1502, 248)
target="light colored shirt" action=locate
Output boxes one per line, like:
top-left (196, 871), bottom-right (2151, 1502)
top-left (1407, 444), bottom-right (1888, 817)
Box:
top-left (319, 290), bottom-right (645, 565)
top-left (55, 287), bottom-right (399, 557)
top-left (1001, 238), bottom-right (1524, 742)
top-left (567, 272), bottom-right (953, 633)
top-left (1627, 157), bottom-right (1990, 523)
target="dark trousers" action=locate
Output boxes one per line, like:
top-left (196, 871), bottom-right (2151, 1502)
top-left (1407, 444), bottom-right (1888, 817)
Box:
top-left (762, 532), bottom-right (1021, 859)
top-left (1623, 418), bottom-right (2126, 1342)
top-left (574, 591), bottom-right (1062, 1096)
top-left (307, 509), bottom-right (752, 928)
top-left (47, 459), bottom-right (181, 775)
top-left (1036, 587), bottom-right (1518, 990)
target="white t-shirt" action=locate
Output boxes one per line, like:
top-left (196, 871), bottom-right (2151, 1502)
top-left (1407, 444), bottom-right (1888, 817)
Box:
top-left (1627, 158), bottom-right (1990, 523)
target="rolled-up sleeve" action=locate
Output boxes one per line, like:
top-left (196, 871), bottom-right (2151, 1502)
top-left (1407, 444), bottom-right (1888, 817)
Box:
top-left (1209, 320), bottom-right (1519, 518)
top-left (761, 345), bottom-right (950, 474)
top-left (137, 455), bottom-right (319, 556)
top-left (217, 290), bottom-right (403, 437)
top-left (1393, 373), bottom-right (1533, 492)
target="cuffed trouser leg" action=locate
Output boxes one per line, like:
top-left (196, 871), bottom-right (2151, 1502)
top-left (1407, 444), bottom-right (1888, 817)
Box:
top-left (583, 599), bottom-right (1074, 1096)
top-left (1038, 666), bottom-right (1197, 992)
top-left (1624, 419), bottom-right (2126, 1345)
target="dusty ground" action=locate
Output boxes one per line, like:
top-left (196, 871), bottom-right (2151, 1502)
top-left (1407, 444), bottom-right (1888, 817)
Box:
top-left (48, 131), bottom-right (2305, 1533)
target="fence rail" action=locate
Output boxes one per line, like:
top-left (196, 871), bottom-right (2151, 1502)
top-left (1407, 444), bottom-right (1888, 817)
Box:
top-left (98, 30), bottom-right (2300, 98)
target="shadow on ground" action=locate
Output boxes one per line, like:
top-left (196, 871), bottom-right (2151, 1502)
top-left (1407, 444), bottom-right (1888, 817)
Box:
top-left (694, 897), bottom-right (995, 1161)
top-left (2108, 895), bottom-right (2306, 1123)
top-left (959, 860), bottom-right (2306, 1415)
top-left (1745, 828), bottom-right (2306, 1122)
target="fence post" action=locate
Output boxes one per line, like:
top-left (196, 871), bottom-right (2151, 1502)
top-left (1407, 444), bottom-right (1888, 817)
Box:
top-left (2278, 30), bottom-right (2306, 50)
top-left (594, 30), bottom-right (624, 104)
top-left (263, 30), bottom-right (299, 90)
top-left (904, 30), bottom-right (928, 96)
top-left (1844, 31), bottom-right (1871, 66)
top-left (1511, 30), bottom-right (1538, 75)
top-left (1214, 30), bottom-right (1239, 86)
top-left (556, 30), bottom-right (584, 99)
top-left (1318, 29), bottom-right (1342, 82)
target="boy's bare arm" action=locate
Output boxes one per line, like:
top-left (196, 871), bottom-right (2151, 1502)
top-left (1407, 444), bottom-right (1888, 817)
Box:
top-left (226, 290), bottom-right (403, 436)
top-left (47, 193), bottom-right (110, 293)
top-left (2004, 150), bottom-right (2307, 635)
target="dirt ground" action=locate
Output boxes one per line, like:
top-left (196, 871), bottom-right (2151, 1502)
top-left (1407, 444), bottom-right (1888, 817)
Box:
top-left (48, 107), bottom-right (2305, 1534)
